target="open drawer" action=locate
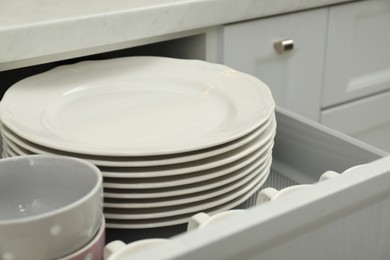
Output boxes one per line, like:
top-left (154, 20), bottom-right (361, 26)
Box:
top-left (106, 107), bottom-right (390, 260)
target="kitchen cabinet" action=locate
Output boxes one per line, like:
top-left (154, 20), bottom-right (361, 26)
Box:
top-left (320, 0), bottom-right (390, 152)
top-left (322, 0), bottom-right (390, 107)
top-left (219, 0), bottom-right (390, 152)
top-left (220, 8), bottom-right (328, 122)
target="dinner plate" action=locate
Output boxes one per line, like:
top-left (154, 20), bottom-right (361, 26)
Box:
top-left (103, 155), bottom-right (271, 208)
top-left (0, 56), bottom-right (275, 156)
top-left (103, 161), bottom-right (270, 220)
top-left (1, 117), bottom-right (275, 179)
top-left (103, 149), bottom-right (272, 199)
top-left (104, 168), bottom-right (269, 229)
top-left (0, 113), bottom-right (273, 167)
top-left (1, 134), bottom-right (32, 155)
top-left (3, 129), bottom-right (274, 191)
top-left (2, 141), bottom-right (16, 157)
top-left (100, 118), bottom-right (275, 179)
top-left (2, 128), bottom-right (273, 190)
top-left (101, 137), bottom-right (274, 189)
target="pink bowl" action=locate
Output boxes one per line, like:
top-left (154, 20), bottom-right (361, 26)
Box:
top-left (60, 216), bottom-right (106, 260)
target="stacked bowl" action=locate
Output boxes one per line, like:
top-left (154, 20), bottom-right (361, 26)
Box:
top-left (0, 56), bottom-right (276, 228)
top-left (0, 155), bottom-right (104, 260)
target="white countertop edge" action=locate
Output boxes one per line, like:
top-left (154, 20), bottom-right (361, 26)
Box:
top-left (0, 0), bottom-right (358, 69)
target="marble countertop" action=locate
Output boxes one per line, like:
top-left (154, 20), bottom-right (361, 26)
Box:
top-left (0, 0), bottom-right (357, 69)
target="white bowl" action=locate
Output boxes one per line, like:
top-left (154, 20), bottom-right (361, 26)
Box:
top-left (0, 155), bottom-right (103, 260)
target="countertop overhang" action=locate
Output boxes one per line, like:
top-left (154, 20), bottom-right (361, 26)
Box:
top-left (0, 0), bottom-right (358, 69)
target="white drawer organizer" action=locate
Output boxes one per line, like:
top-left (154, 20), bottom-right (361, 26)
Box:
top-left (102, 107), bottom-right (390, 259)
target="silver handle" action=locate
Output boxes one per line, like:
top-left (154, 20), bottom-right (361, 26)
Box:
top-left (274, 39), bottom-right (294, 54)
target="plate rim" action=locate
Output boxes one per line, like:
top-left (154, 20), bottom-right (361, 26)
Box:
top-left (0, 57), bottom-right (275, 156)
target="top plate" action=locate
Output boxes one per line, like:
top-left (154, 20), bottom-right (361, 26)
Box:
top-left (0, 56), bottom-right (275, 156)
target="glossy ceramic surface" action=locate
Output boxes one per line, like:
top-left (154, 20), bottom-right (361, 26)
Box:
top-left (103, 154), bottom-right (272, 208)
top-left (104, 165), bottom-right (270, 229)
top-left (102, 149), bottom-right (272, 199)
top-left (103, 156), bottom-right (272, 220)
top-left (0, 155), bottom-right (103, 260)
top-left (0, 114), bottom-right (273, 167)
top-left (0, 57), bottom-right (275, 156)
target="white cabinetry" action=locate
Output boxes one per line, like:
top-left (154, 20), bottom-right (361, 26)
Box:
top-left (219, 0), bottom-right (390, 151)
top-left (220, 8), bottom-right (328, 121)
top-left (322, 0), bottom-right (390, 107)
top-left (321, 0), bottom-right (390, 152)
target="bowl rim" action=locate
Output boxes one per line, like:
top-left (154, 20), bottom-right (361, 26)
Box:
top-left (58, 215), bottom-right (105, 259)
top-left (0, 154), bottom-right (102, 225)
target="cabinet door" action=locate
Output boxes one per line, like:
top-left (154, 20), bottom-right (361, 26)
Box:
top-left (322, 0), bottom-right (390, 107)
top-left (221, 8), bottom-right (328, 121)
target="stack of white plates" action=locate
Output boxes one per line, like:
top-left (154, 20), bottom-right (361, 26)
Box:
top-left (0, 56), bottom-right (276, 229)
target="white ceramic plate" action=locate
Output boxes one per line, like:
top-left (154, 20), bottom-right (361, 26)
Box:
top-left (1, 115), bottom-right (275, 179)
top-left (2, 141), bottom-right (16, 157)
top-left (1, 134), bottom-right (32, 155)
top-left (103, 155), bottom-right (271, 208)
top-left (103, 160), bottom-right (271, 220)
top-left (0, 113), bottom-right (273, 167)
top-left (2, 128), bottom-right (275, 191)
top-left (2, 129), bottom-right (273, 191)
top-left (103, 148), bottom-right (272, 199)
top-left (0, 56), bottom-right (275, 156)
top-left (100, 118), bottom-right (276, 179)
top-left (104, 168), bottom-right (270, 229)
top-left (1, 151), bottom-right (7, 158)
top-left (101, 137), bottom-right (274, 189)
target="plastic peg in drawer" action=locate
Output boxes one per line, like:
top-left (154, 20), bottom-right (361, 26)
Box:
top-left (257, 170), bottom-right (340, 204)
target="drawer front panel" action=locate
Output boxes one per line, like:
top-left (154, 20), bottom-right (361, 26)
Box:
top-left (321, 90), bottom-right (390, 151)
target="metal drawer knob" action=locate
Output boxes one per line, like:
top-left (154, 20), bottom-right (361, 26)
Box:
top-left (274, 39), bottom-right (294, 54)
